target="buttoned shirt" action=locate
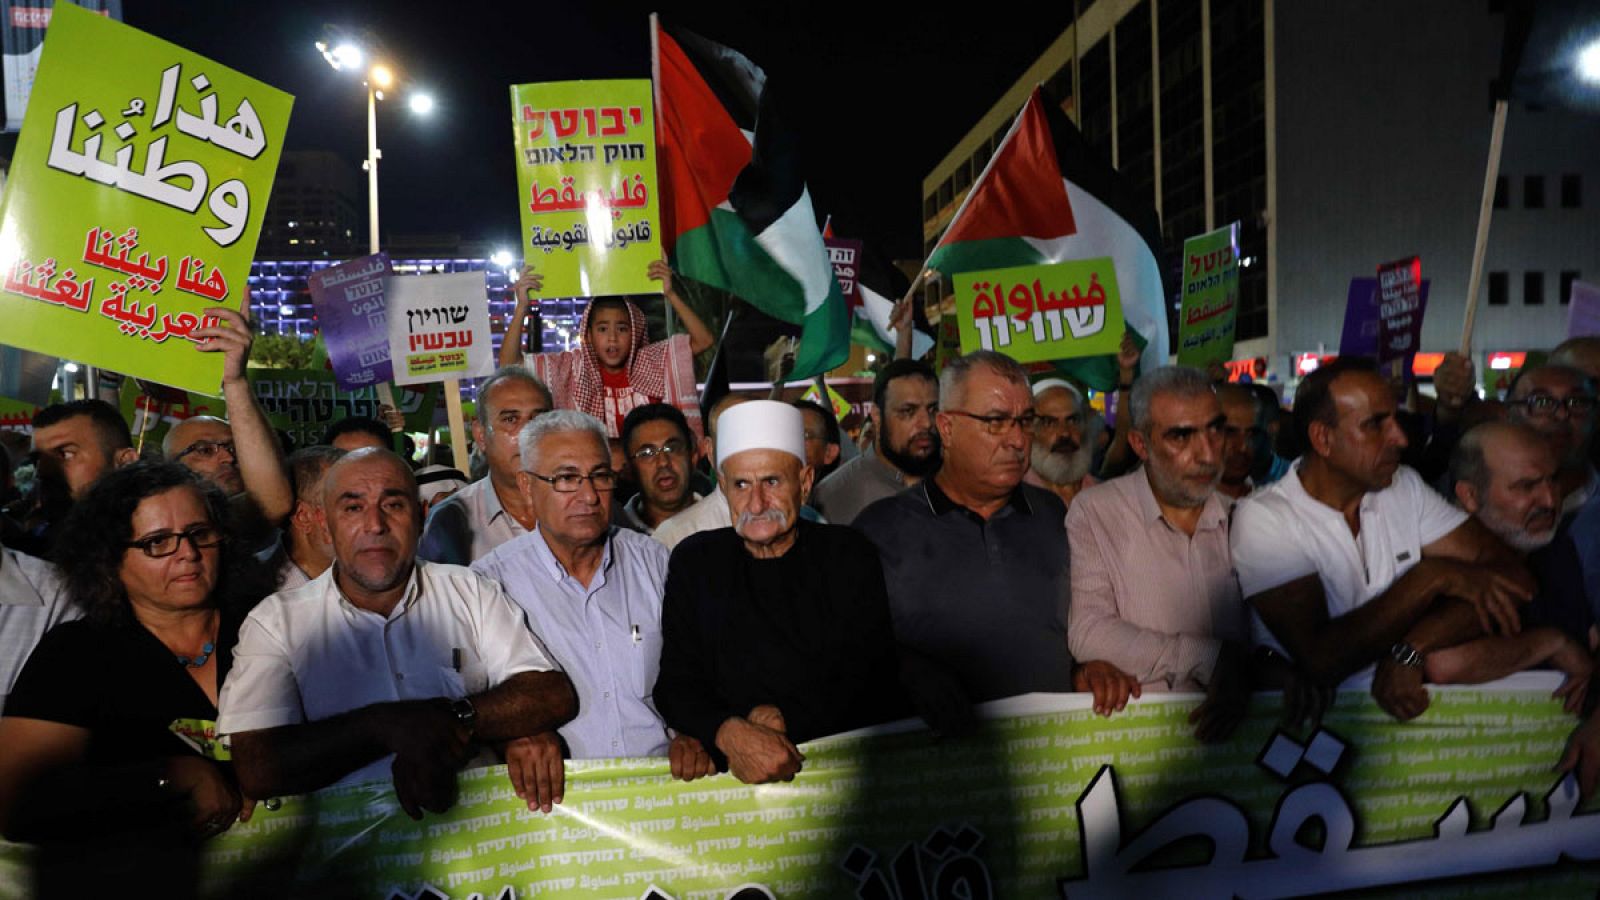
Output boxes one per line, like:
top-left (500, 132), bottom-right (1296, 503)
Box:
top-left (651, 486), bottom-right (729, 551)
top-left (0, 543), bottom-right (75, 713)
top-left (1231, 463), bottom-right (1466, 678)
top-left (418, 477), bottom-right (532, 565)
top-left (1066, 471), bottom-right (1243, 691)
top-left (812, 446), bottom-right (913, 525)
top-left (854, 479), bottom-right (1073, 702)
top-left (218, 560), bottom-right (557, 786)
top-left (473, 526), bottom-right (671, 758)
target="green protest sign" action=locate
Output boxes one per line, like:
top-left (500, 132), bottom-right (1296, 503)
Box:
top-left (5, 686), bottom-right (1589, 898)
top-left (1176, 222), bottom-right (1240, 368)
top-left (120, 371), bottom-right (436, 451)
top-left (511, 80), bottom-right (662, 297)
top-left (955, 259), bottom-right (1126, 364)
top-left (0, 4), bottom-right (292, 396)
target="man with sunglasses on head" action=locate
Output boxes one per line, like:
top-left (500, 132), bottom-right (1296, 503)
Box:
top-left (472, 410), bottom-right (715, 813)
top-left (162, 304), bottom-right (293, 551)
top-left (616, 404), bottom-right (701, 537)
top-left (855, 351), bottom-right (1073, 736)
top-left (420, 368), bottom-right (554, 565)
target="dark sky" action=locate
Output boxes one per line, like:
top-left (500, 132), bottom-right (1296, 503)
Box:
top-left (122, 1), bottom-right (1077, 261)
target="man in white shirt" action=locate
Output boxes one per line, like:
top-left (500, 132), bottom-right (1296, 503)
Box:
top-left (220, 449), bottom-right (576, 819)
top-left (1231, 357), bottom-right (1534, 722)
top-left (653, 393), bottom-right (751, 550)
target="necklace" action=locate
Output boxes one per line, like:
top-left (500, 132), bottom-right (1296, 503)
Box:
top-left (176, 641), bottom-right (215, 668)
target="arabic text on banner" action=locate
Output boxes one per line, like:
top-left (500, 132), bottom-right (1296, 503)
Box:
top-left (385, 271), bottom-right (495, 386)
top-left (0, 4), bottom-right (291, 396)
top-left (308, 253), bottom-right (393, 390)
top-left (1376, 255), bottom-right (1426, 382)
top-left (2, 685), bottom-right (1589, 898)
top-left (955, 259), bottom-right (1126, 363)
top-left (511, 80), bottom-right (662, 298)
top-left (1176, 222), bottom-right (1240, 368)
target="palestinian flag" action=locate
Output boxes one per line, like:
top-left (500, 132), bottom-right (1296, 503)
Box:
top-left (823, 226), bottom-right (934, 358)
top-left (926, 86), bottom-right (1170, 390)
top-left (652, 16), bottom-right (850, 381)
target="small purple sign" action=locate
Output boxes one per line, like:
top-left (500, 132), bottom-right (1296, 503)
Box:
top-left (309, 254), bottom-right (393, 390)
top-left (1340, 275), bottom-right (1430, 375)
top-left (1568, 279), bottom-right (1600, 339)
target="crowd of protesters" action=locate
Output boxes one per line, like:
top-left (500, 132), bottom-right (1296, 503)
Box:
top-left (0, 270), bottom-right (1597, 892)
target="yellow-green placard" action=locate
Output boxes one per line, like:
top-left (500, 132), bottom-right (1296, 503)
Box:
top-left (511, 80), bottom-right (661, 297)
top-left (1176, 222), bottom-right (1240, 368)
top-left (955, 259), bottom-right (1126, 363)
top-left (0, 5), bottom-right (292, 396)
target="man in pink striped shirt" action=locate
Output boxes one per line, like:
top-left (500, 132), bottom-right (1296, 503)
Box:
top-left (1065, 367), bottom-right (1251, 742)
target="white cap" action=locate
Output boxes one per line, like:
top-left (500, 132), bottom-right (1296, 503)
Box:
top-left (1032, 378), bottom-right (1079, 397)
top-left (415, 465), bottom-right (469, 504)
top-left (715, 400), bottom-right (807, 470)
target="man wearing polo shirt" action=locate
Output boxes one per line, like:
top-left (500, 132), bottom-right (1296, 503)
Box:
top-left (419, 368), bottom-right (553, 564)
top-left (473, 410), bottom-right (716, 812)
top-left (1231, 357), bottom-right (1534, 722)
top-left (1067, 367), bottom-right (1251, 741)
top-left (221, 449), bottom-right (576, 820)
top-left (855, 351), bottom-right (1072, 735)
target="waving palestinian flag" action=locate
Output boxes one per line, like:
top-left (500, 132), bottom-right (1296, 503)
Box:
top-left (651, 16), bottom-right (850, 381)
top-left (927, 86), bottom-right (1170, 389)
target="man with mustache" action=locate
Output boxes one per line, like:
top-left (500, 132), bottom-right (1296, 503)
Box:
top-left (654, 401), bottom-right (908, 784)
top-left (1024, 379), bottom-right (1097, 511)
top-left (1232, 357), bottom-right (1535, 725)
top-left (616, 404), bottom-right (701, 536)
top-left (855, 351), bottom-right (1072, 735)
top-left (1214, 383), bottom-right (1262, 501)
top-left (1065, 367), bottom-right (1251, 741)
top-left (812, 360), bottom-right (940, 525)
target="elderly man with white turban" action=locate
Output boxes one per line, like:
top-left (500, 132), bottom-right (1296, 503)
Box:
top-left (652, 401), bottom-right (910, 785)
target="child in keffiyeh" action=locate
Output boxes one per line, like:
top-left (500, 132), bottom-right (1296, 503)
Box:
top-left (500, 260), bottom-right (714, 440)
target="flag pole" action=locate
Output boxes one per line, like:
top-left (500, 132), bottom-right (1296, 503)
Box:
top-left (1458, 99), bottom-right (1508, 356)
top-left (443, 378), bottom-right (470, 475)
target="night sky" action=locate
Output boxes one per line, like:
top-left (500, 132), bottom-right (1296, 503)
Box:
top-left (118, 1), bottom-right (1078, 262)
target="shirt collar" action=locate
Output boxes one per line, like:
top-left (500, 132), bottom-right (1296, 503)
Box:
top-left (477, 477), bottom-right (512, 524)
top-left (0, 546), bottom-right (47, 607)
top-left (922, 476), bottom-right (1033, 518)
top-left (867, 445), bottom-right (911, 486)
top-left (530, 525), bottom-right (615, 584)
top-left (331, 561), bottom-right (422, 621)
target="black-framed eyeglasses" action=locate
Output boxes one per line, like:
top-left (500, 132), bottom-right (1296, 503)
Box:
top-left (946, 409), bottom-right (1037, 435)
top-left (527, 470), bottom-right (620, 493)
top-left (1032, 413), bottom-right (1082, 433)
top-left (630, 440), bottom-right (687, 462)
top-left (1517, 393), bottom-right (1596, 417)
top-left (175, 440), bottom-right (235, 461)
top-left (126, 524), bottom-right (224, 559)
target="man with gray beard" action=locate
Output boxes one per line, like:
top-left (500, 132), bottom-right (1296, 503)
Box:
top-left (1024, 379), bottom-right (1097, 512)
top-left (1066, 367), bottom-right (1251, 741)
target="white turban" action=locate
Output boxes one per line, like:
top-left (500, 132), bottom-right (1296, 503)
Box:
top-left (715, 400), bottom-right (807, 470)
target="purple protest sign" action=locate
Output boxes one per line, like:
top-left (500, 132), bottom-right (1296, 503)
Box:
top-left (1376, 257), bottom-right (1428, 382)
top-left (1568, 279), bottom-right (1600, 339)
top-left (309, 254), bottom-right (393, 390)
top-left (1341, 276), bottom-right (1432, 363)
top-left (824, 237), bottom-right (863, 309)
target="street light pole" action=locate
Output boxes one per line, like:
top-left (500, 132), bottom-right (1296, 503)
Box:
top-left (367, 83), bottom-right (380, 254)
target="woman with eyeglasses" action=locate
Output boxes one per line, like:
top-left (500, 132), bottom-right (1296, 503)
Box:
top-left (0, 460), bottom-right (272, 895)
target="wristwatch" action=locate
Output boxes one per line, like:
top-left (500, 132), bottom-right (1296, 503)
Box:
top-left (447, 697), bottom-right (477, 733)
top-left (1389, 641), bottom-right (1424, 669)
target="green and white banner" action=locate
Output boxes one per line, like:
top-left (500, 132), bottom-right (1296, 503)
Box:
top-left (3, 682), bottom-right (1596, 898)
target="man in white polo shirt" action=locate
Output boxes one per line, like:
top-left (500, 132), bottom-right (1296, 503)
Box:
top-left (220, 449), bottom-right (576, 820)
top-left (1231, 357), bottom-right (1534, 722)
